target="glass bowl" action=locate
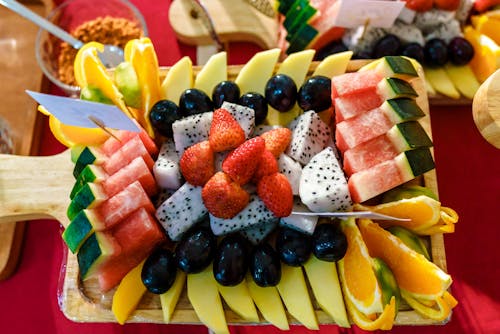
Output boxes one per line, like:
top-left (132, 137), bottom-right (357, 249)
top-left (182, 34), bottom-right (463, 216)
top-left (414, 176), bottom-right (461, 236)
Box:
top-left (35, 0), bottom-right (148, 97)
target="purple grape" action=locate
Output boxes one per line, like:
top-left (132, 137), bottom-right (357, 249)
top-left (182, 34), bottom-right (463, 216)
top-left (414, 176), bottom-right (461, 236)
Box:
top-left (400, 43), bottom-right (425, 64)
top-left (424, 38), bottom-right (448, 67)
top-left (448, 37), bottom-right (475, 66)
top-left (372, 34), bottom-right (401, 59)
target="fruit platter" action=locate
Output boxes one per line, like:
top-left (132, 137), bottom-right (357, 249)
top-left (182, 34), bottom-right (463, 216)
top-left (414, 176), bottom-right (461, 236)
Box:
top-left (0, 37), bottom-right (460, 332)
top-left (169, 0), bottom-right (500, 105)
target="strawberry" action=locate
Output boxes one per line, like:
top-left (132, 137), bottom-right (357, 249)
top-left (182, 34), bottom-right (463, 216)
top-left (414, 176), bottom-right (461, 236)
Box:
top-left (252, 149), bottom-right (279, 182)
top-left (257, 173), bottom-right (293, 217)
top-left (209, 108), bottom-right (246, 152)
top-left (179, 140), bottom-right (215, 186)
top-left (202, 172), bottom-right (250, 219)
top-left (434, 0), bottom-right (460, 10)
top-left (222, 136), bottom-right (266, 185)
top-left (260, 127), bottom-right (292, 157)
top-left (404, 0), bottom-right (433, 11)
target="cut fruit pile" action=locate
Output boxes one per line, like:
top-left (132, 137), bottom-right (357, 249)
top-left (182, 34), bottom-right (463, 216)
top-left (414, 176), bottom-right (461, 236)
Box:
top-left (275, 0), bottom-right (500, 101)
top-left (37, 39), bottom-right (461, 332)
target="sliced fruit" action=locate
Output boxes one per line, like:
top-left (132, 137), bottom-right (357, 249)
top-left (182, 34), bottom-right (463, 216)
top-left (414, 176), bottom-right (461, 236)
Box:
top-left (464, 26), bottom-right (497, 83)
top-left (337, 218), bottom-right (383, 315)
top-left (443, 63), bottom-right (481, 100)
top-left (161, 56), bottom-right (194, 103)
top-left (114, 61), bottom-right (142, 109)
top-left (276, 265), bottom-right (318, 330)
top-left (382, 184), bottom-right (438, 202)
top-left (247, 274), bottom-right (289, 330)
top-left (401, 290), bottom-right (453, 321)
top-left (354, 195), bottom-right (458, 234)
top-left (235, 48), bottom-right (281, 95)
top-left (387, 226), bottom-right (431, 260)
top-left (472, 14), bottom-right (500, 45)
top-left (111, 260), bottom-right (147, 324)
top-left (80, 86), bottom-right (113, 104)
top-left (266, 49), bottom-right (316, 126)
top-left (423, 67), bottom-right (460, 99)
top-left (124, 37), bottom-right (162, 137)
top-left (312, 51), bottom-right (353, 77)
top-left (187, 265), bottom-right (229, 334)
top-left (217, 279), bottom-right (259, 322)
top-left (358, 219), bottom-right (452, 299)
top-left (345, 295), bottom-right (396, 331)
top-left (303, 256), bottom-right (350, 328)
top-left (372, 258), bottom-right (401, 311)
top-left (159, 271), bottom-right (186, 323)
top-left (74, 42), bottom-right (130, 117)
top-left (194, 52), bottom-right (227, 96)
top-left (48, 114), bottom-right (109, 147)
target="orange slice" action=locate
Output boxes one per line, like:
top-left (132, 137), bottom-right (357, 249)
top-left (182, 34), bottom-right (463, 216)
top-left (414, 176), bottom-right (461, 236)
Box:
top-left (354, 195), bottom-right (458, 234)
top-left (346, 296), bottom-right (396, 331)
top-left (338, 218), bottom-right (383, 315)
top-left (464, 26), bottom-right (497, 83)
top-left (401, 290), bottom-right (453, 321)
top-left (124, 37), bottom-right (161, 137)
top-left (47, 112), bottom-right (109, 147)
top-left (358, 219), bottom-right (452, 299)
top-left (74, 42), bottom-right (131, 118)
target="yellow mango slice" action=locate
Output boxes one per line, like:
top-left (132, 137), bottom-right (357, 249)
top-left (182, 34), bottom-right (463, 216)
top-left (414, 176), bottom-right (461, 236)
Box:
top-left (111, 260), bottom-right (147, 324)
top-left (303, 256), bottom-right (350, 328)
top-left (159, 271), bottom-right (186, 323)
top-left (266, 50), bottom-right (316, 126)
top-left (125, 37), bottom-right (162, 137)
top-left (74, 42), bottom-right (130, 118)
top-left (276, 264), bottom-right (318, 330)
top-left (246, 274), bottom-right (289, 330)
top-left (443, 63), bottom-right (481, 99)
top-left (194, 52), bottom-right (227, 96)
top-left (423, 67), bottom-right (461, 99)
top-left (187, 265), bottom-right (229, 334)
top-left (312, 51), bottom-right (353, 77)
top-left (161, 56), bottom-right (194, 104)
top-left (217, 279), bottom-right (259, 322)
top-left (235, 48), bottom-right (281, 95)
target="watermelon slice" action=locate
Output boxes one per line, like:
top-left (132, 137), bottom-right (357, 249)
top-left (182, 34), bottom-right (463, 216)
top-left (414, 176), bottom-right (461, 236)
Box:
top-left (96, 208), bottom-right (165, 291)
top-left (343, 121), bottom-right (433, 176)
top-left (331, 70), bottom-right (383, 98)
top-left (348, 148), bottom-right (435, 203)
top-left (102, 136), bottom-right (155, 175)
top-left (100, 128), bottom-right (158, 157)
top-left (334, 88), bottom-right (383, 123)
top-left (102, 157), bottom-right (157, 197)
top-left (94, 181), bottom-right (155, 230)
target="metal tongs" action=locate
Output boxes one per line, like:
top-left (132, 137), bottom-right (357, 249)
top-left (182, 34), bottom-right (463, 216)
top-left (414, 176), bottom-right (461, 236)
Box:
top-left (291, 211), bottom-right (411, 222)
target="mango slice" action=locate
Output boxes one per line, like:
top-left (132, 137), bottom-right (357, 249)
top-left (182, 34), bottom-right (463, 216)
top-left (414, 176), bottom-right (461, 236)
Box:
top-left (194, 52), bottom-right (227, 96)
top-left (423, 67), bottom-right (461, 99)
top-left (443, 63), bottom-right (481, 100)
top-left (303, 256), bottom-right (350, 328)
top-left (276, 264), bottom-right (319, 330)
top-left (187, 265), bottom-right (229, 334)
top-left (235, 48), bottom-right (281, 95)
top-left (159, 271), bottom-right (186, 323)
top-left (246, 275), bottom-right (289, 330)
top-left (161, 56), bottom-right (194, 104)
top-left (217, 279), bottom-right (259, 322)
top-left (111, 260), bottom-right (147, 324)
top-left (312, 51), bottom-right (353, 77)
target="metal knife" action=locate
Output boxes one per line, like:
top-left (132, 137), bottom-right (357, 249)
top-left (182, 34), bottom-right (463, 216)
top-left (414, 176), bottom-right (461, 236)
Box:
top-left (291, 211), bottom-right (411, 222)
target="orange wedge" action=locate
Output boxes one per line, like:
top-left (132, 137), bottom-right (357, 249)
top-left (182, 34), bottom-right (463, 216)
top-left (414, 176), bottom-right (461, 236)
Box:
top-left (358, 219), bottom-right (452, 299)
top-left (45, 111), bottom-right (109, 148)
top-left (74, 42), bottom-right (131, 118)
top-left (124, 38), bottom-right (161, 137)
top-left (401, 290), bottom-right (452, 321)
top-left (354, 195), bottom-right (458, 235)
top-left (464, 26), bottom-right (497, 83)
top-left (338, 218), bottom-right (397, 330)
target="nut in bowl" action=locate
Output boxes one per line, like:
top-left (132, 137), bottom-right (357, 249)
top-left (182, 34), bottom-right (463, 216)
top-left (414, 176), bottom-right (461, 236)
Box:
top-left (35, 0), bottom-right (147, 96)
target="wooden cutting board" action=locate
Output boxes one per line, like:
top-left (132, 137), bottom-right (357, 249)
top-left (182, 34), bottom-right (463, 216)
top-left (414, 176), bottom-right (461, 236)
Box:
top-left (0, 60), bottom-right (449, 326)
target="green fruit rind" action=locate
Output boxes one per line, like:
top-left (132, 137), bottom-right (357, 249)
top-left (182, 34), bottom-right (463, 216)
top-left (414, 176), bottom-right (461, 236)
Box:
top-left (382, 185), bottom-right (438, 202)
top-left (388, 226), bottom-right (431, 260)
top-left (373, 257), bottom-right (401, 313)
top-left (80, 86), bottom-right (114, 105)
top-left (114, 62), bottom-right (142, 109)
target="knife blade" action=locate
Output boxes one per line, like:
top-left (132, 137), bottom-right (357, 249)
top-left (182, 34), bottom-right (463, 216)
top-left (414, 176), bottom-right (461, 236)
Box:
top-left (291, 211), bottom-right (411, 222)
top-left (243, 0), bottom-right (276, 18)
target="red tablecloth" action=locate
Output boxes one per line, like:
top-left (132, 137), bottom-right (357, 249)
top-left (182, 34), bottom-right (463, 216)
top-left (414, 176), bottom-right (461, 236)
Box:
top-left (1, 1), bottom-right (499, 333)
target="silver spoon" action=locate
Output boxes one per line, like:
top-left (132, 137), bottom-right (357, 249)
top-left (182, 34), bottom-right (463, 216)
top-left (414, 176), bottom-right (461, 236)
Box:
top-left (0, 0), bottom-right (124, 68)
